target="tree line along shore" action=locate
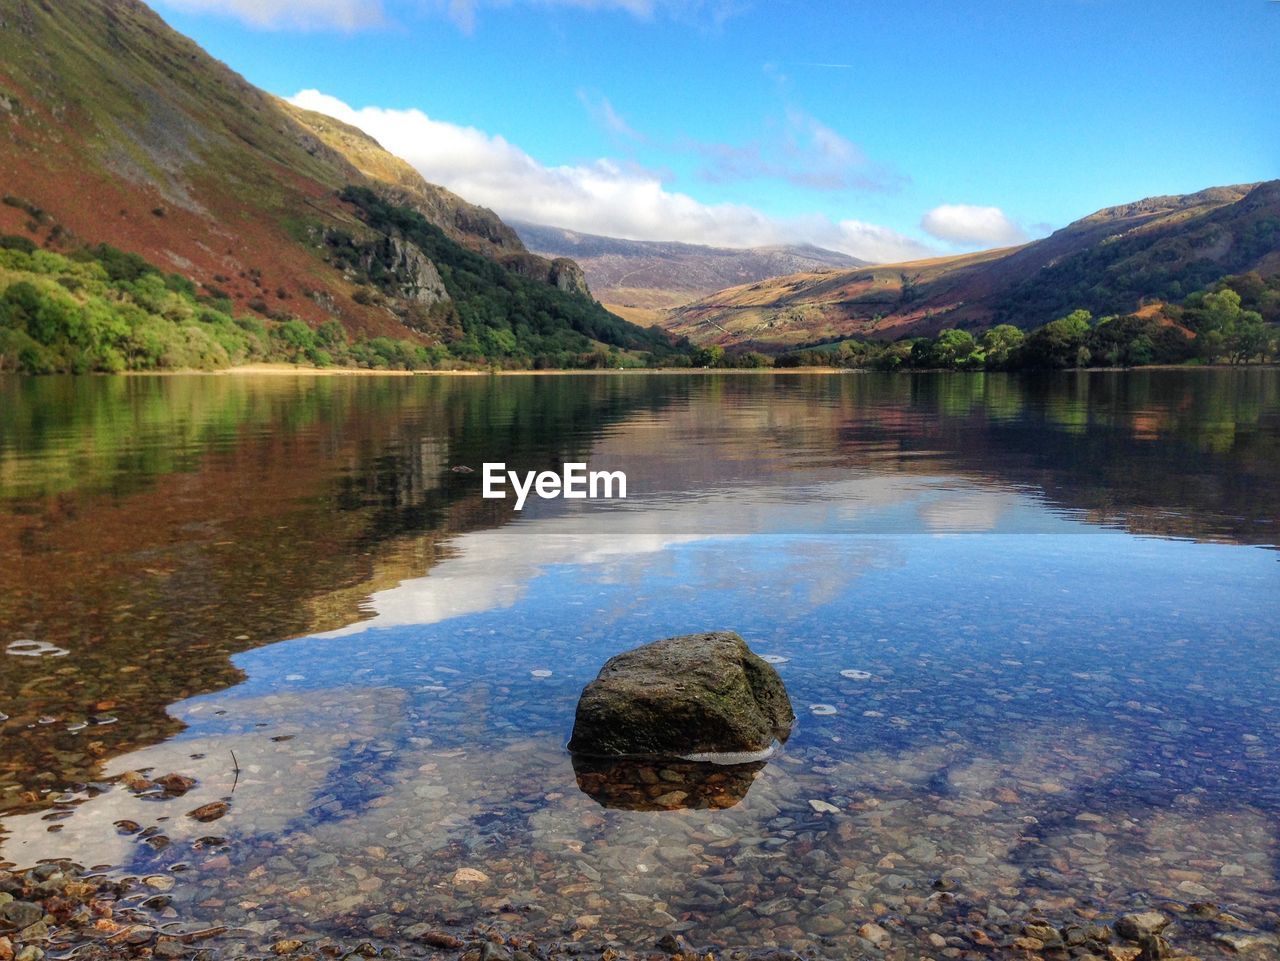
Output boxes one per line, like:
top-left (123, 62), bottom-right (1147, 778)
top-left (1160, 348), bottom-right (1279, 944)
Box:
top-left (0, 231), bottom-right (1275, 375)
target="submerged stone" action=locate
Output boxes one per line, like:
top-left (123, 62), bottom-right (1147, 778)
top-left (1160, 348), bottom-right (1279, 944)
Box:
top-left (567, 632), bottom-right (794, 758)
top-left (1214, 931), bottom-right (1278, 953)
top-left (154, 773), bottom-right (197, 795)
top-left (1114, 912), bottom-right (1169, 942)
top-left (0, 901), bottom-right (43, 930)
top-left (186, 801), bottom-right (229, 823)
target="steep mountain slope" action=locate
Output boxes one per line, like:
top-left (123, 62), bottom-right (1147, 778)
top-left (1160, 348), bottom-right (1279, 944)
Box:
top-left (280, 104), bottom-right (592, 297)
top-left (513, 221), bottom-right (865, 310)
top-left (0, 0), bottom-right (641, 361)
top-left (670, 182), bottom-right (1280, 350)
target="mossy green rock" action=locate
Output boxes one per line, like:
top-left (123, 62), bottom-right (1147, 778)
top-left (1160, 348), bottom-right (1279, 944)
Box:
top-left (567, 632), bottom-right (795, 757)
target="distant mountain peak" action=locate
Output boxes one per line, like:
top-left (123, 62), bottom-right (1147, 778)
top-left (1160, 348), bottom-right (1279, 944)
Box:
top-left (510, 220), bottom-right (867, 312)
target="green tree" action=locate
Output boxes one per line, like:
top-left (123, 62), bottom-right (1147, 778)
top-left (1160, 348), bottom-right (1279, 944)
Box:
top-left (1019, 309), bottom-right (1092, 368)
top-left (981, 324), bottom-right (1024, 368)
top-left (1229, 310), bottom-right (1268, 364)
top-left (872, 341), bottom-right (913, 370)
top-left (270, 319), bottom-right (317, 361)
top-left (316, 320), bottom-right (348, 348)
top-left (930, 329), bottom-right (978, 368)
top-left (692, 344), bottom-right (725, 368)
top-left (1183, 289), bottom-right (1269, 363)
top-left (732, 351), bottom-right (771, 368)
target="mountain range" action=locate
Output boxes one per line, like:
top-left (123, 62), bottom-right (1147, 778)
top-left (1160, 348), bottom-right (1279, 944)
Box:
top-left (512, 221), bottom-right (864, 319)
top-left (0, 0), bottom-right (1275, 367)
top-left (669, 182), bottom-right (1280, 350)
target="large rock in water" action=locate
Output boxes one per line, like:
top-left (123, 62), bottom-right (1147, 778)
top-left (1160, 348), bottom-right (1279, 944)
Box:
top-left (567, 632), bottom-right (794, 758)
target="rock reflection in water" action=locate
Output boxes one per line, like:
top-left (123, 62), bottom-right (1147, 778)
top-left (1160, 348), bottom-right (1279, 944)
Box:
top-left (572, 754), bottom-right (767, 811)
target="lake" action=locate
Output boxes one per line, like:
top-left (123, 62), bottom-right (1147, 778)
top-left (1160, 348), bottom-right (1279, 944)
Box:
top-left (1, 369), bottom-right (1278, 959)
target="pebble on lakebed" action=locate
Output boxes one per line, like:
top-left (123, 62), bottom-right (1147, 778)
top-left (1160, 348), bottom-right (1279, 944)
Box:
top-left (185, 800), bottom-right (229, 822)
top-left (4, 640), bottom-right (69, 658)
top-left (0, 858), bottom-right (1274, 960)
top-left (839, 669), bottom-right (872, 680)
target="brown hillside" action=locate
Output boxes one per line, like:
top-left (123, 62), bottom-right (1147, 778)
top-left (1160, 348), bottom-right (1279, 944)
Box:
top-left (513, 220), bottom-right (864, 310)
top-left (0, 0), bottom-right (589, 340)
top-left (669, 182), bottom-right (1280, 351)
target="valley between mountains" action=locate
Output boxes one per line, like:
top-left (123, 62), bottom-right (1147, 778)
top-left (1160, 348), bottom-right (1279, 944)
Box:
top-left (0, 0), bottom-right (1276, 372)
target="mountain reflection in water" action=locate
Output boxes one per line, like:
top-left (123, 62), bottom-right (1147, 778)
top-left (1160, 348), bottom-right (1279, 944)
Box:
top-left (0, 369), bottom-right (1278, 958)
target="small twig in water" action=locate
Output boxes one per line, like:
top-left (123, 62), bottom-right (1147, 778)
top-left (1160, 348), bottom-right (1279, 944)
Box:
top-left (230, 749), bottom-right (241, 793)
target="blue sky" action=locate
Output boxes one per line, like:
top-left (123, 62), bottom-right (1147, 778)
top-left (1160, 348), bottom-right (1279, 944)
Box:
top-left (151, 0), bottom-right (1278, 260)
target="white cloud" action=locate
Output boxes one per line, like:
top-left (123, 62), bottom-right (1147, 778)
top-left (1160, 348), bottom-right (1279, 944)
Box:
top-left (434, 0), bottom-right (742, 32)
top-left (157, 0), bottom-right (384, 30)
top-left (920, 204), bottom-right (1028, 247)
top-left (578, 91), bottom-right (645, 143)
top-left (438, 0), bottom-right (649, 32)
top-left (800, 112), bottom-right (863, 168)
top-left (158, 0), bottom-right (738, 32)
top-left (692, 108), bottom-right (905, 193)
top-left (288, 90), bottom-right (934, 262)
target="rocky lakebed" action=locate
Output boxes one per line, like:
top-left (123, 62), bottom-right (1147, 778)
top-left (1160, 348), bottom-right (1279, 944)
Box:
top-left (3, 633), bottom-right (1279, 961)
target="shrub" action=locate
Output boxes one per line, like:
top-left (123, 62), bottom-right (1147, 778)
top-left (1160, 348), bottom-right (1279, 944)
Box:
top-left (0, 234), bottom-right (36, 254)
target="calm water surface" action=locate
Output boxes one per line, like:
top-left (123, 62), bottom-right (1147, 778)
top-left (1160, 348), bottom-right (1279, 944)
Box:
top-left (1, 370), bottom-right (1278, 958)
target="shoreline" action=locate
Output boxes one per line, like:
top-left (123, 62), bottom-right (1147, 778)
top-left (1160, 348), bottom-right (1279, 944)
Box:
top-left (88, 361), bottom-right (1280, 378)
top-left (0, 859), bottom-right (1264, 961)
top-left (120, 364), bottom-right (857, 377)
top-left (0, 361), bottom-right (1274, 379)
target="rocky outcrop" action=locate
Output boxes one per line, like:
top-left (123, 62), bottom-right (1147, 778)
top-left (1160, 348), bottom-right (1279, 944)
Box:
top-left (444, 196), bottom-right (526, 253)
top-left (281, 101), bottom-right (528, 257)
top-left (497, 252), bottom-right (594, 299)
top-left (567, 632), bottom-right (794, 758)
top-left (360, 235), bottom-right (449, 306)
top-left (548, 258), bottom-right (592, 297)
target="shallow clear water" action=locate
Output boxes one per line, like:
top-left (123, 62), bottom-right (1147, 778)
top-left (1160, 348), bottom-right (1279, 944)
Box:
top-left (1, 370), bottom-right (1278, 957)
